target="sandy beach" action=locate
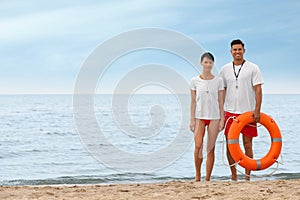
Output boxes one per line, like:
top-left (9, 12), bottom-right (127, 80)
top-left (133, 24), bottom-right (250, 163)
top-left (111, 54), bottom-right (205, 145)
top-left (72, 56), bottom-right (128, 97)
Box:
top-left (1, 179), bottom-right (300, 199)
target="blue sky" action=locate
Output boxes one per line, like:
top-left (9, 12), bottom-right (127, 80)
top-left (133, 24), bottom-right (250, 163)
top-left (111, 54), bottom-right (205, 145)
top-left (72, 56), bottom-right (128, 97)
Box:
top-left (1, 0), bottom-right (300, 94)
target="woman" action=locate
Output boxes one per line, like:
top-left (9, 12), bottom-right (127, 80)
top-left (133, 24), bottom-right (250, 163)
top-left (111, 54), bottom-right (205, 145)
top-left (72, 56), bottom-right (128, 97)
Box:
top-left (190, 52), bottom-right (224, 181)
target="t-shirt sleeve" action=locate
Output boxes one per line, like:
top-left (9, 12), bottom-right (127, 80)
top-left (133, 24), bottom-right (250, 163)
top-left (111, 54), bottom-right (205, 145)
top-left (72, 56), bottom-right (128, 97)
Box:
top-left (190, 77), bottom-right (196, 90)
top-left (219, 68), bottom-right (227, 88)
top-left (218, 77), bottom-right (224, 91)
top-left (252, 64), bottom-right (264, 86)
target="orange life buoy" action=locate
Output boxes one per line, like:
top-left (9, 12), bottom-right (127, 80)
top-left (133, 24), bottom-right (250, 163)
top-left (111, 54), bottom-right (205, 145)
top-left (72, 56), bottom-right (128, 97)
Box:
top-left (227, 111), bottom-right (282, 171)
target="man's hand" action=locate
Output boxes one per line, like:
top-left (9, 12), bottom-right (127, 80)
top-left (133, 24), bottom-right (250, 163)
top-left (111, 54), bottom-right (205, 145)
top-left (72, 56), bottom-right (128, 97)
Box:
top-left (252, 110), bottom-right (260, 123)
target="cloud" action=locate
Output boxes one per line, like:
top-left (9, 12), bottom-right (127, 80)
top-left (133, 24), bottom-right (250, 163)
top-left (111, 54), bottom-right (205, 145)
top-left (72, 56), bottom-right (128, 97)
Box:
top-left (1, 1), bottom-right (300, 94)
top-left (0, 0), bottom-right (185, 46)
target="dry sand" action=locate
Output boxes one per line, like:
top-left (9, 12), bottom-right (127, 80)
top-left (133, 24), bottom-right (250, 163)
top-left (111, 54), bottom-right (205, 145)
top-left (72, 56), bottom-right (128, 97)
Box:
top-left (1, 179), bottom-right (300, 199)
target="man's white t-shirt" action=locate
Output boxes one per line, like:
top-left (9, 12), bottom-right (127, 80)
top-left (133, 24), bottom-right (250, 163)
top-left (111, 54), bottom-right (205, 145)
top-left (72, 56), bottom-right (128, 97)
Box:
top-left (190, 76), bottom-right (224, 119)
top-left (219, 61), bottom-right (264, 114)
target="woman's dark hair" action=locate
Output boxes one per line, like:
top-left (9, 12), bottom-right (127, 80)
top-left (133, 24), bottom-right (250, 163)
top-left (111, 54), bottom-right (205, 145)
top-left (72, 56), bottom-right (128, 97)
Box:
top-left (200, 52), bottom-right (214, 62)
top-left (231, 39), bottom-right (244, 48)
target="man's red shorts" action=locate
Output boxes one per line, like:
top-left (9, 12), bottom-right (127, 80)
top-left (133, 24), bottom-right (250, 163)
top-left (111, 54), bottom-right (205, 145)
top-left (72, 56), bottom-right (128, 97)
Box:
top-left (224, 112), bottom-right (258, 137)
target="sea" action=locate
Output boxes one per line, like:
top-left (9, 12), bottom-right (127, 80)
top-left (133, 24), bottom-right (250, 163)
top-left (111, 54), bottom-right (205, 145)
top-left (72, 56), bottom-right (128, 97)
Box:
top-left (1, 94), bottom-right (300, 186)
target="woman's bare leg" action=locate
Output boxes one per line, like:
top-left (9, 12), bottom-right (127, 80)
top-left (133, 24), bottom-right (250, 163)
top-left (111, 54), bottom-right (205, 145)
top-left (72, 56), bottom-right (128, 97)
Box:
top-left (194, 119), bottom-right (206, 181)
top-left (205, 120), bottom-right (219, 181)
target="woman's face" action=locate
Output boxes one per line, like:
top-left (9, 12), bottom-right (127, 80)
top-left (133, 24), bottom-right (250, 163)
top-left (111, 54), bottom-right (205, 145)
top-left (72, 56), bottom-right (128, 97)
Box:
top-left (201, 57), bottom-right (214, 71)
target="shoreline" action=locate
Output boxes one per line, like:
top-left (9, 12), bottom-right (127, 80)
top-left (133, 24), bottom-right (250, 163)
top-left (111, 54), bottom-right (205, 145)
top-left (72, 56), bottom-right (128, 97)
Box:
top-left (1, 179), bottom-right (300, 199)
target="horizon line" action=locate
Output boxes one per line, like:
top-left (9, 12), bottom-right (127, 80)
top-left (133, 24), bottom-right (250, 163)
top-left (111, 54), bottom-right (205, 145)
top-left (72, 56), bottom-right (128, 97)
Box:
top-left (0, 92), bottom-right (300, 95)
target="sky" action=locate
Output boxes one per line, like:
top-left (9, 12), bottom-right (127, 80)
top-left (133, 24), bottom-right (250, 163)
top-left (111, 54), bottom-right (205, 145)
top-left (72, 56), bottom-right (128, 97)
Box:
top-left (1, 0), bottom-right (300, 94)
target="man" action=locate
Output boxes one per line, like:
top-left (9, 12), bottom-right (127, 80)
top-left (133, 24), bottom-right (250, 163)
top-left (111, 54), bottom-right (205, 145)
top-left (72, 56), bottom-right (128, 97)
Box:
top-left (219, 39), bottom-right (264, 180)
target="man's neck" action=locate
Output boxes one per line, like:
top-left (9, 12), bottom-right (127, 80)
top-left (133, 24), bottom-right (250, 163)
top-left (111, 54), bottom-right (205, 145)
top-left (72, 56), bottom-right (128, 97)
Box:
top-left (233, 59), bottom-right (245, 66)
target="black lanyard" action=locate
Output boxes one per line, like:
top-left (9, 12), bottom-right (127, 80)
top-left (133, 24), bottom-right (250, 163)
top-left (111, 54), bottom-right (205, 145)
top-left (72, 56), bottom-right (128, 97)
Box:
top-left (232, 60), bottom-right (245, 80)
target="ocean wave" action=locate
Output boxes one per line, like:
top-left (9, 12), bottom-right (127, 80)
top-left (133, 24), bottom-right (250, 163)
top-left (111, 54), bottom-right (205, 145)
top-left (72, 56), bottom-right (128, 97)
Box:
top-left (1, 172), bottom-right (300, 186)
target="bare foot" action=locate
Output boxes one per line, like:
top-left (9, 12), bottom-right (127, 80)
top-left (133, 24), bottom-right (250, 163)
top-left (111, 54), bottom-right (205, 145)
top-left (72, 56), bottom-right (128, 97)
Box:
top-left (195, 174), bottom-right (201, 181)
top-left (231, 174), bottom-right (237, 181)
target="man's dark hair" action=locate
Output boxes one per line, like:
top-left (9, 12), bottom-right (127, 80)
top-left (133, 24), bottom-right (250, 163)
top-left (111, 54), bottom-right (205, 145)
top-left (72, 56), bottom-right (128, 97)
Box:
top-left (231, 39), bottom-right (244, 48)
top-left (200, 52), bottom-right (214, 62)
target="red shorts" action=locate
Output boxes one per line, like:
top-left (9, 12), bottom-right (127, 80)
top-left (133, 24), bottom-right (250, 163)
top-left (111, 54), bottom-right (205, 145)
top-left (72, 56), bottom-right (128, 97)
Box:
top-left (224, 112), bottom-right (258, 137)
top-left (201, 119), bottom-right (211, 126)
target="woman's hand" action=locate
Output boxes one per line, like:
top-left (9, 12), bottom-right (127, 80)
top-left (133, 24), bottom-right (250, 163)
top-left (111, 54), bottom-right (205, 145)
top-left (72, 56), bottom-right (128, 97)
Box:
top-left (190, 118), bottom-right (196, 132)
top-left (219, 117), bottom-right (225, 131)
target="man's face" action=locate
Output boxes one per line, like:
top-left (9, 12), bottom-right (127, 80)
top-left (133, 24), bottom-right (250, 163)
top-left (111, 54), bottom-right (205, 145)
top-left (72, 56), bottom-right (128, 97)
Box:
top-left (231, 44), bottom-right (245, 60)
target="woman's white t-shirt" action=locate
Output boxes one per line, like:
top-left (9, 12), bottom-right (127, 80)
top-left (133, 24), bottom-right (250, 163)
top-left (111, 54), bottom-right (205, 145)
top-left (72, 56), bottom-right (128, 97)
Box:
top-left (190, 76), bottom-right (224, 119)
